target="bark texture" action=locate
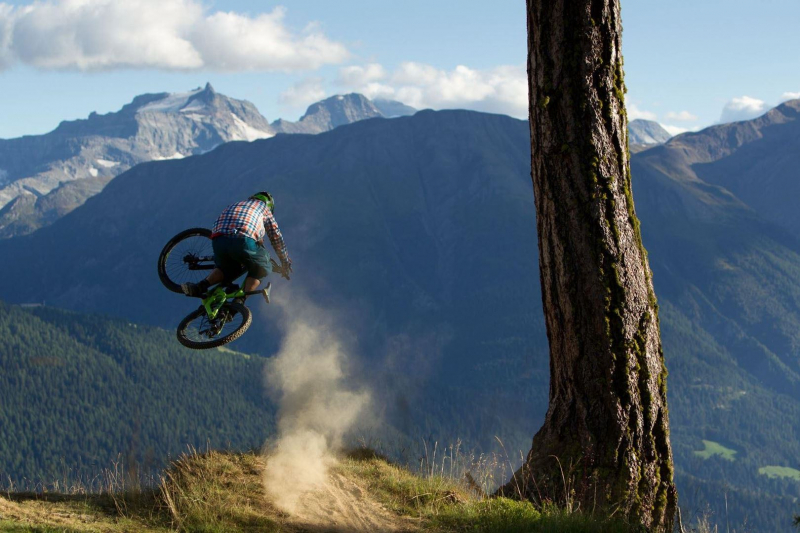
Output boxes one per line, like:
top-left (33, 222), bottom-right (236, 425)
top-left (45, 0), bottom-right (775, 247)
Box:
top-left (506, 0), bottom-right (677, 529)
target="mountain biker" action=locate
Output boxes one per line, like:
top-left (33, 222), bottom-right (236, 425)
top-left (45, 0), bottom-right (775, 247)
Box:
top-left (181, 192), bottom-right (292, 302)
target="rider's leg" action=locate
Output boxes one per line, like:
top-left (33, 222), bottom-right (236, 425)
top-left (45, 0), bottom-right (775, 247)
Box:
top-left (183, 267), bottom-right (224, 296)
top-left (205, 268), bottom-right (225, 285)
top-left (240, 238), bottom-right (271, 295)
top-left (229, 238), bottom-right (269, 304)
top-left (243, 276), bottom-right (261, 292)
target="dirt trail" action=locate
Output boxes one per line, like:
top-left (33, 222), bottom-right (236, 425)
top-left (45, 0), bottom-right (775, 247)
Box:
top-left (286, 471), bottom-right (416, 533)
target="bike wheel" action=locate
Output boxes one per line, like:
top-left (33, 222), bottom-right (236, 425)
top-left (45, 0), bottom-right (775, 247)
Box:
top-left (176, 302), bottom-right (252, 349)
top-left (158, 228), bottom-right (215, 293)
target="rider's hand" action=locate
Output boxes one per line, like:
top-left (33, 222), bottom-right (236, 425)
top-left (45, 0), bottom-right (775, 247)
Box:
top-left (281, 257), bottom-right (293, 279)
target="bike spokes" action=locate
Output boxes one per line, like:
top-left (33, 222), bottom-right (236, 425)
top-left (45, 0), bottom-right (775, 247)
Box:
top-left (159, 229), bottom-right (215, 292)
top-left (177, 302), bottom-right (251, 349)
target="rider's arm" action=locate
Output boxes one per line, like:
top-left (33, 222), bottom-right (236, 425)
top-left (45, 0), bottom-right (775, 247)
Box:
top-left (264, 210), bottom-right (290, 265)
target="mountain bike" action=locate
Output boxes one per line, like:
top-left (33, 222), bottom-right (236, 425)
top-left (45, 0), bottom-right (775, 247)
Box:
top-left (157, 227), bottom-right (290, 349)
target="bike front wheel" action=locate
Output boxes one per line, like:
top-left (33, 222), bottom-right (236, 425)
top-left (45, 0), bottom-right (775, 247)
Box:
top-left (176, 302), bottom-right (252, 349)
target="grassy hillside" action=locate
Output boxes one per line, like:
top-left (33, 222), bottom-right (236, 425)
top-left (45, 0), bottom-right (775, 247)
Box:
top-left (0, 301), bottom-right (275, 486)
top-left (0, 449), bottom-right (649, 532)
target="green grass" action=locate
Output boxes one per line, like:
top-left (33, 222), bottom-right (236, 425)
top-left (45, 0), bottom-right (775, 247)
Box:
top-left (433, 498), bottom-right (646, 533)
top-left (338, 449), bottom-right (646, 533)
top-left (693, 440), bottom-right (737, 461)
top-left (758, 465), bottom-right (800, 481)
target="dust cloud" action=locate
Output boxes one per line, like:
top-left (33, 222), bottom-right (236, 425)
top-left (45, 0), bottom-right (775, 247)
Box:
top-left (262, 303), bottom-right (371, 513)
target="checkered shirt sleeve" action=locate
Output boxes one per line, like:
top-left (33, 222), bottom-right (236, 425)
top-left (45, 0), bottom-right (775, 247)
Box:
top-left (264, 209), bottom-right (290, 264)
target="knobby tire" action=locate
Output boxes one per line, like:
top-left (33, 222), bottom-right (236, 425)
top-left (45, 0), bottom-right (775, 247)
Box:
top-left (176, 302), bottom-right (252, 349)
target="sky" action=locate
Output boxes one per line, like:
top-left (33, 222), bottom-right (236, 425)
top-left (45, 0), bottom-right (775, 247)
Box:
top-left (0, 0), bottom-right (799, 139)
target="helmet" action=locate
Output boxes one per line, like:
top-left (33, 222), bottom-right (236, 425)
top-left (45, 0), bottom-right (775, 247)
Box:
top-left (251, 191), bottom-right (274, 212)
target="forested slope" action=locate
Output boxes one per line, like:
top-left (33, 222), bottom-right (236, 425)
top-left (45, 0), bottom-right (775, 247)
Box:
top-left (0, 301), bottom-right (273, 484)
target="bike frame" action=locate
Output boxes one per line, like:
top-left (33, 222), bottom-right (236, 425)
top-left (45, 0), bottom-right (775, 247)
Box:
top-left (201, 283), bottom-right (271, 320)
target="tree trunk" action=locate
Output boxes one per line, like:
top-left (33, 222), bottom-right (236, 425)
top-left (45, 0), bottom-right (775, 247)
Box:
top-left (503, 0), bottom-right (677, 529)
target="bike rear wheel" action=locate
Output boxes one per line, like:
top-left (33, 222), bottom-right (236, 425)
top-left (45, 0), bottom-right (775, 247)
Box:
top-left (158, 228), bottom-right (215, 293)
top-left (176, 302), bottom-right (252, 349)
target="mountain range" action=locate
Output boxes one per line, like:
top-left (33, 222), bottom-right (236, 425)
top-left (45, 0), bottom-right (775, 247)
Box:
top-left (0, 88), bottom-right (415, 238)
top-left (1, 87), bottom-right (676, 240)
top-left (2, 101), bottom-right (800, 530)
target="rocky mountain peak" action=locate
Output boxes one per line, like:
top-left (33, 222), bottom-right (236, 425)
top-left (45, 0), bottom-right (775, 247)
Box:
top-left (303, 93), bottom-right (382, 128)
top-left (628, 119), bottom-right (672, 145)
top-left (271, 93), bottom-right (416, 135)
top-left (0, 84), bottom-right (275, 237)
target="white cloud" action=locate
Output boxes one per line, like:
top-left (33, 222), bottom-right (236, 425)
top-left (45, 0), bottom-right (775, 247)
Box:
top-left (0, 4), bottom-right (13, 69)
top-left (337, 63), bottom-right (386, 86)
top-left (0, 1), bottom-right (347, 72)
top-left (357, 82), bottom-right (396, 101)
top-left (661, 124), bottom-right (690, 136)
top-left (720, 96), bottom-right (769, 123)
top-left (780, 91), bottom-right (800, 102)
top-left (337, 61), bottom-right (529, 118)
top-left (665, 110), bottom-right (698, 122)
top-left (279, 77), bottom-right (326, 109)
top-left (627, 103), bottom-right (658, 121)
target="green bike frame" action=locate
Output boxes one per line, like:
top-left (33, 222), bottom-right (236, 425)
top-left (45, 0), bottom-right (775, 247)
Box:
top-left (201, 283), bottom-right (271, 319)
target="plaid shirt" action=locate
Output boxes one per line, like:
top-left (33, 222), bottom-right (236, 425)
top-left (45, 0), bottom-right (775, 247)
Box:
top-left (211, 199), bottom-right (290, 263)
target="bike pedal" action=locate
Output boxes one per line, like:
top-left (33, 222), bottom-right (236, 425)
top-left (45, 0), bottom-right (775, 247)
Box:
top-left (263, 282), bottom-right (272, 304)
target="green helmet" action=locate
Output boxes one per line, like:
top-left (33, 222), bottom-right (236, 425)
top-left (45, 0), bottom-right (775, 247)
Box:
top-left (251, 191), bottom-right (275, 212)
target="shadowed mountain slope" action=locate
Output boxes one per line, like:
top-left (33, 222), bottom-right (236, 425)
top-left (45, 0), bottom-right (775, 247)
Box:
top-left (635, 99), bottom-right (800, 236)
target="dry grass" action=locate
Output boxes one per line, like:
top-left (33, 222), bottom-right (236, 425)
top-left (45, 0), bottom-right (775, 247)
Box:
top-left (158, 449), bottom-right (284, 532)
top-left (1, 447), bottom-right (653, 533)
top-left (0, 449), bottom-right (283, 533)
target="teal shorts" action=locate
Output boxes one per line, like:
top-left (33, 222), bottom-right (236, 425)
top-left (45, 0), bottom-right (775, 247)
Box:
top-left (212, 236), bottom-right (272, 280)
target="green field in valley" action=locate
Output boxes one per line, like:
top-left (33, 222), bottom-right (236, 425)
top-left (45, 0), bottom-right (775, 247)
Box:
top-left (693, 440), bottom-right (737, 461)
top-left (758, 466), bottom-right (800, 481)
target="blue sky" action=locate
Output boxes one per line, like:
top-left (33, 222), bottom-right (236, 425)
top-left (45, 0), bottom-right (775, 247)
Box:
top-left (0, 0), bottom-right (799, 139)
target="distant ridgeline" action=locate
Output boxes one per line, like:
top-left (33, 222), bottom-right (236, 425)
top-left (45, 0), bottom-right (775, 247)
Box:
top-left (0, 300), bottom-right (274, 485)
top-left (2, 103), bottom-right (800, 530)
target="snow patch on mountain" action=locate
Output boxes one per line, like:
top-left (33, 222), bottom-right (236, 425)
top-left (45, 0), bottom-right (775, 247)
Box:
top-left (180, 99), bottom-right (208, 114)
top-left (153, 152), bottom-right (186, 161)
top-left (138, 89), bottom-right (203, 114)
top-left (231, 113), bottom-right (273, 141)
top-left (629, 119), bottom-right (673, 145)
top-left (88, 167), bottom-right (99, 177)
top-left (0, 169), bottom-right (7, 186)
top-left (95, 159), bottom-right (118, 168)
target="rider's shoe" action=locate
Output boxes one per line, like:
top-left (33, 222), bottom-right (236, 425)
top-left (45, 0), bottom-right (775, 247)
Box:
top-left (182, 280), bottom-right (209, 297)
